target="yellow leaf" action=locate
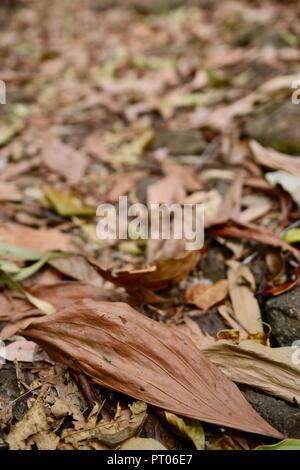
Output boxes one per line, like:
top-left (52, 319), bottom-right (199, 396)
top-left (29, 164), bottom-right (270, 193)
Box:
top-left (165, 411), bottom-right (205, 450)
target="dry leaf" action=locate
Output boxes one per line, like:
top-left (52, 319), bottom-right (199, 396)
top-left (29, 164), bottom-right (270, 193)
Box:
top-left (0, 222), bottom-right (73, 253)
top-left (0, 182), bottom-right (22, 201)
top-left (43, 138), bottom-right (88, 185)
top-left (6, 397), bottom-right (50, 450)
top-left (4, 339), bottom-right (37, 362)
top-left (62, 401), bottom-right (147, 448)
top-left (118, 437), bottom-right (166, 450)
top-left (49, 256), bottom-right (104, 287)
top-left (186, 279), bottom-right (228, 310)
top-left (20, 299), bottom-right (282, 437)
top-left (89, 251), bottom-right (199, 291)
top-left (203, 340), bottom-right (300, 405)
top-left (0, 281), bottom-right (129, 322)
top-left (250, 140), bottom-right (300, 180)
top-left (208, 221), bottom-right (300, 259)
top-left (227, 261), bottom-right (263, 334)
top-left (164, 411), bottom-right (205, 450)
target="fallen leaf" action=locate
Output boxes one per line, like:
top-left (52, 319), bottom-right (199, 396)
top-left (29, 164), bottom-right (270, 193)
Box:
top-left (89, 250), bottom-right (199, 291)
top-left (266, 171), bottom-right (300, 206)
top-left (255, 439), bottom-right (300, 450)
top-left (62, 401), bottom-right (147, 448)
top-left (0, 182), bottom-right (22, 201)
top-left (227, 261), bottom-right (263, 334)
top-left (4, 339), bottom-right (37, 362)
top-left (6, 397), bottom-right (50, 450)
top-left (186, 280), bottom-right (228, 311)
top-left (42, 138), bottom-right (88, 185)
top-left (250, 140), bottom-right (300, 180)
top-left (20, 299), bottom-right (282, 437)
top-left (283, 228), bottom-right (300, 244)
top-left (208, 221), bottom-right (300, 259)
top-left (118, 437), bottom-right (166, 450)
top-left (113, 129), bottom-right (154, 165)
top-left (0, 281), bottom-right (129, 322)
top-left (49, 256), bottom-right (105, 287)
top-left (44, 186), bottom-right (96, 217)
top-left (203, 340), bottom-right (300, 404)
top-left (0, 157), bottom-right (40, 182)
top-left (164, 412), bottom-right (205, 450)
top-left (0, 222), bottom-right (73, 253)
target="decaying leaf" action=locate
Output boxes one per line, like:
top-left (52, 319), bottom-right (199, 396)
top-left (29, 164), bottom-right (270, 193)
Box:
top-left (164, 412), bottom-right (205, 450)
top-left (20, 299), bottom-right (282, 437)
top-left (6, 397), bottom-right (50, 450)
top-left (186, 279), bottom-right (228, 310)
top-left (203, 340), bottom-right (300, 405)
top-left (227, 261), bottom-right (263, 334)
top-left (62, 401), bottom-right (147, 448)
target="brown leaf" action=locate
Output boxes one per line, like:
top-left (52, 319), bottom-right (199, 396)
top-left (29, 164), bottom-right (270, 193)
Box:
top-left (0, 222), bottom-right (73, 253)
top-left (227, 261), bottom-right (263, 334)
top-left (0, 182), bottom-right (22, 201)
top-left (21, 299), bottom-right (282, 437)
top-left (186, 279), bottom-right (228, 310)
top-left (6, 397), bottom-right (50, 450)
top-left (208, 220), bottom-right (300, 259)
top-left (61, 401), bottom-right (147, 448)
top-left (203, 340), bottom-right (300, 405)
top-left (89, 250), bottom-right (199, 291)
top-left (42, 138), bottom-right (88, 186)
top-left (250, 140), bottom-right (300, 180)
top-left (107, 171), bottom-right (147, 202)
top-left (0, 157), bottom-right (40, 182)
top-left (0, 282), bottom-right (129, 322)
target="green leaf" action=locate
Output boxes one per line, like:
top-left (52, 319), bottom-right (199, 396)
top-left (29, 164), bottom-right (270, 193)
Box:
top-left (164, 411), bottom-right (205, 450)
top-left (0, 259), bottom-right (21, 274)
top-left (255, 439), bottom-right (300, 450)
top-left (0, 271), bottom-right (56, 315)
top-left (44, 186), bottom-right (96, 217)
top-left (283, 228), bottom-right (300, 244)
top-left (0, 243), bottom-right (46, 261)
top-left (13, 252), bottom-right (67, 282)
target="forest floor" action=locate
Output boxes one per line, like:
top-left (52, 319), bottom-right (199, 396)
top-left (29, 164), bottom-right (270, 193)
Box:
top-left (0, 0), bottom-right (300, 451)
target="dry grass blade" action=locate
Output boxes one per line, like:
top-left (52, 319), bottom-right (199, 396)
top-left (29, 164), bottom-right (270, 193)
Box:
top-left (21, 299), bottom-right (282, 438)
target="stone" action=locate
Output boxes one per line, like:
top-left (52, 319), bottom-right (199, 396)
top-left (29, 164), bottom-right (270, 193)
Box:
top-left (242, 101), bottom-right (300, 155)
top-left (263, 286), bottom-right (300, 346)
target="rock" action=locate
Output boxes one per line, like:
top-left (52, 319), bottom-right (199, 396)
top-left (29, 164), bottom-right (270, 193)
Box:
top-left (244, 389), bottom-right (300, 438)
top-left (153, 130), bottom-right (206, 156)
top-left (199, 246), bottom-right (227, 282)
top-left (242, 101), bottom-right (300, 155)
top-left (263, 286), bottom-right (300, 346)
top-left (195, 310), bottom-right (226, 339)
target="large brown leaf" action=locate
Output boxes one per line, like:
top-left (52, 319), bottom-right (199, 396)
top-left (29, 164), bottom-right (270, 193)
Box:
top-left (21, 299), bottom-right (282, 438)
